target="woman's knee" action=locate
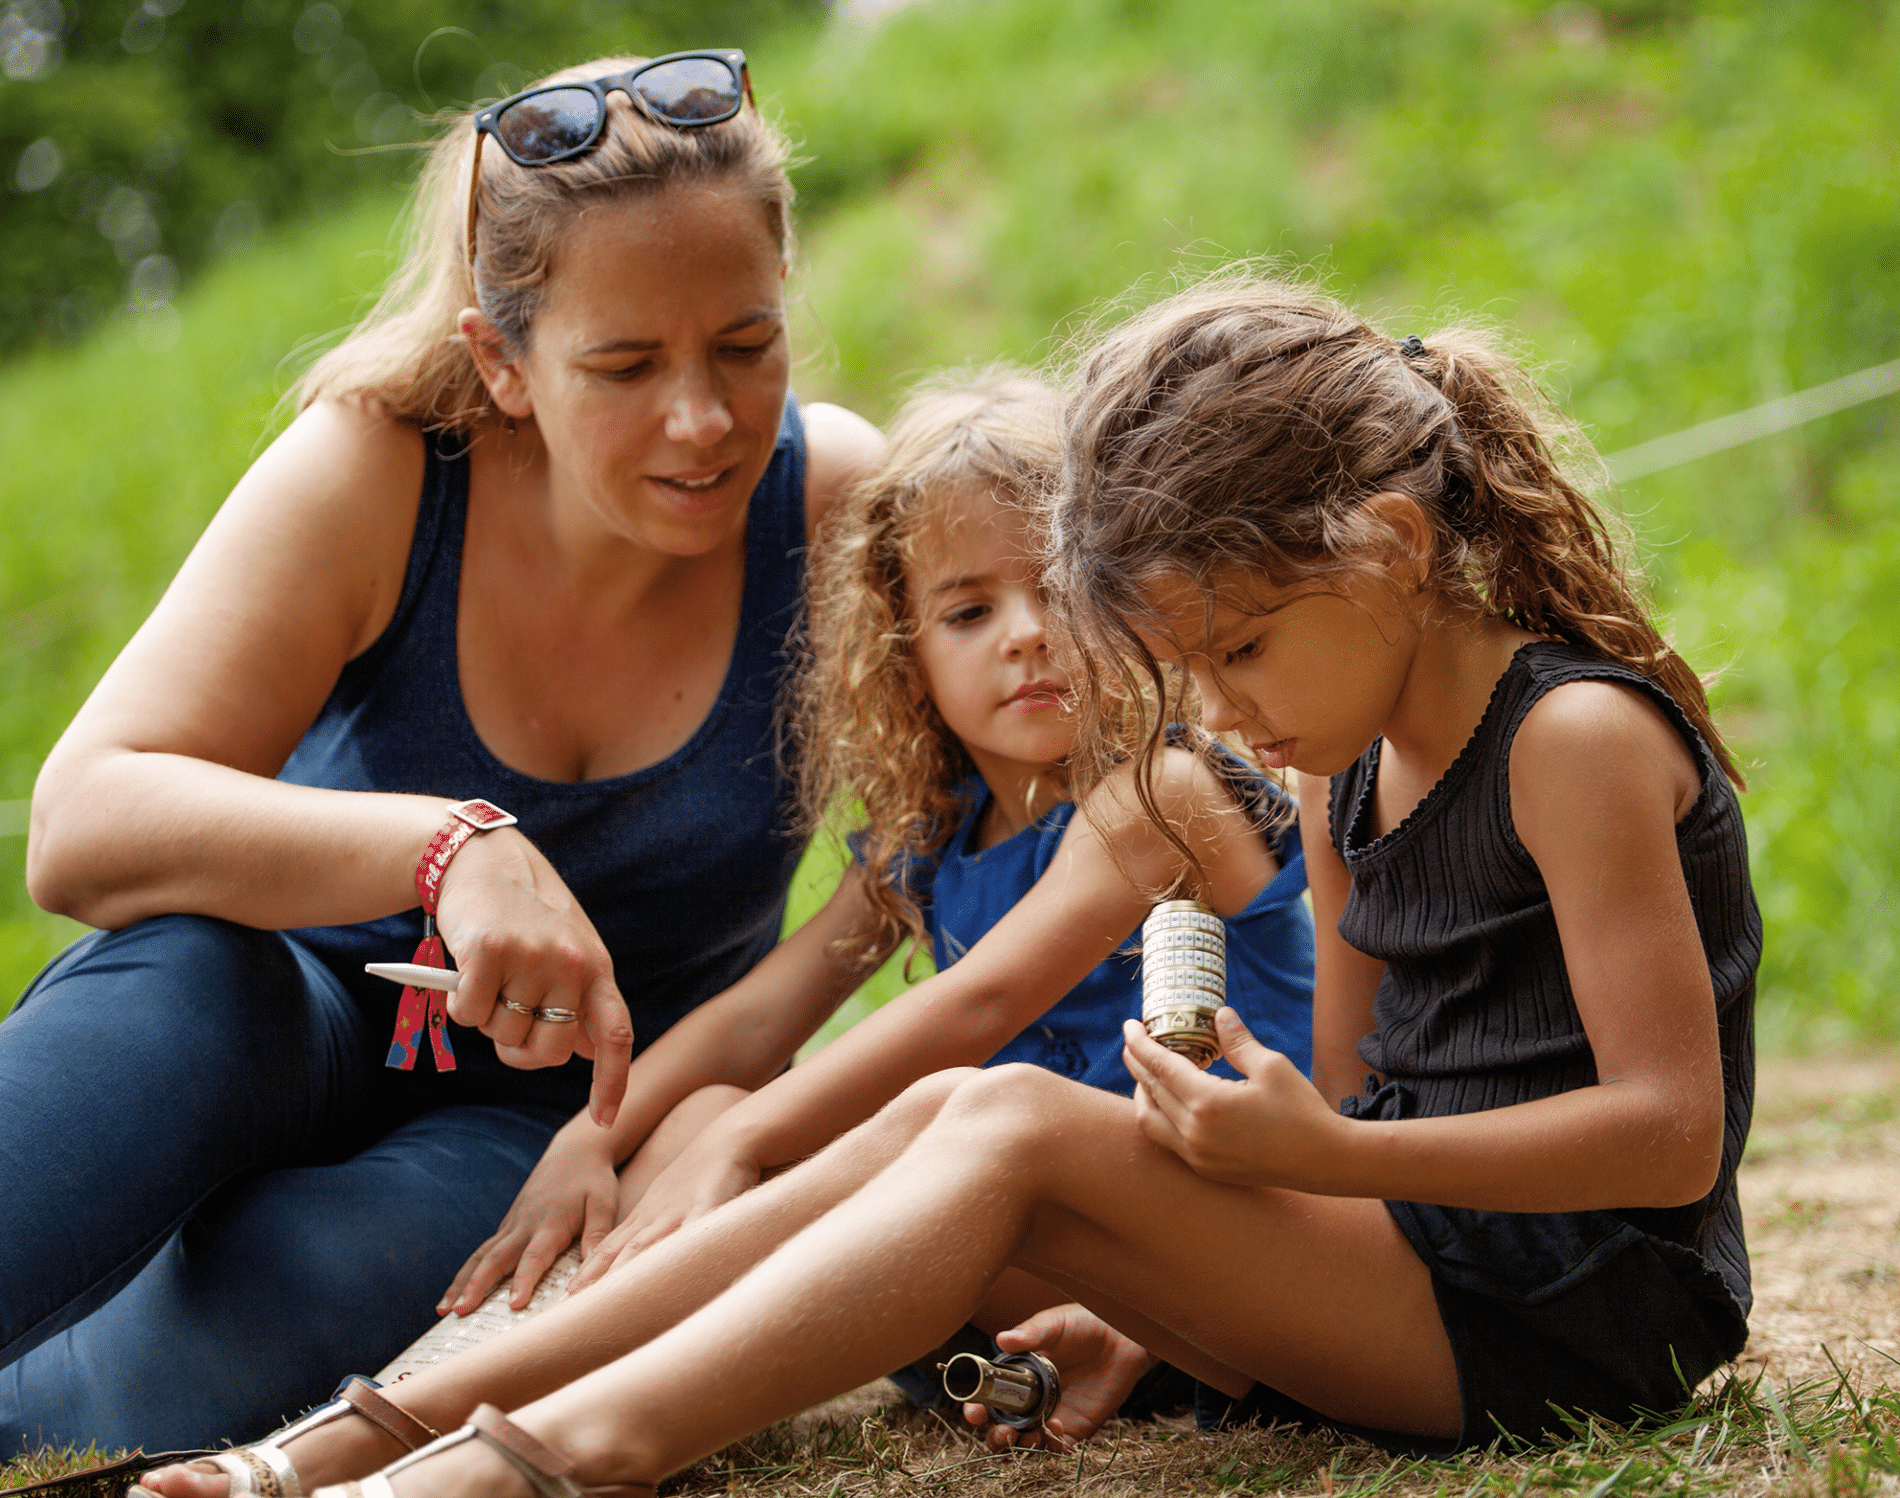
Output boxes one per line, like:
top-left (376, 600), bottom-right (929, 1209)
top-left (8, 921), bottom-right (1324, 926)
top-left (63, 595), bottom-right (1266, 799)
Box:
top-left (1, 914), bottom-right (364, 1144)
top-left (15, 914), bottom-right (303, 1030)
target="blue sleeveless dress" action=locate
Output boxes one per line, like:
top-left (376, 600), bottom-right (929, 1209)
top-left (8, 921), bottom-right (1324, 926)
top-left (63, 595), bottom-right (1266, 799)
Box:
top-left (0, 400), bottom-right (811, 1452)
top-left (914, 776), bottom-right (1314, 1090)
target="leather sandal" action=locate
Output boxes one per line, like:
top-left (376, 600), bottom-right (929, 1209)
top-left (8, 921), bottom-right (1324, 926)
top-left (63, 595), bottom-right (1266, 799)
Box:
top-left (125, 1378), bottom-right (438, 1498)
top-left (313, 1406), bottom-right (652, 1498)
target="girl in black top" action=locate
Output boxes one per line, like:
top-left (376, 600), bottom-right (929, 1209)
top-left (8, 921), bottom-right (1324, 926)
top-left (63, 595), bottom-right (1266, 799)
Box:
top-left (140, 273), bottom-right (1757, 1498)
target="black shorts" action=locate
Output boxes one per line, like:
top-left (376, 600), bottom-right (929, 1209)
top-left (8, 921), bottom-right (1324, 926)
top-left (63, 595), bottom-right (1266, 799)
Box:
top-left (1199, 1216), bottom-right (1749, 1454)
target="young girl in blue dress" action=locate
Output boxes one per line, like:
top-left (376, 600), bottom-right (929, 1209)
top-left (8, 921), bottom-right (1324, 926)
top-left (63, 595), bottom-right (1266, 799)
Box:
top-left (552, 368), bottom-right (1315, 1288)
top-left (140, 275), bottom-right (1757, 1498)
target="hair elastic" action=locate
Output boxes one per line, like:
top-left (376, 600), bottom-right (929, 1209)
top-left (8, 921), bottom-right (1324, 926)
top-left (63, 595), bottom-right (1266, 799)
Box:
top-left (1399, 335), bottom-right (1427, 359)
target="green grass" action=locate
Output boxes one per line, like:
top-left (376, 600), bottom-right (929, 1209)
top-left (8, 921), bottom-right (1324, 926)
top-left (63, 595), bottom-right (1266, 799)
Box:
top-left (6, 1367), bottom-right (1897, 1498)
top-left (657, 1366), bottom-right (1900, 1498)
top-left (3, 0), bottom-right (1899, 1040)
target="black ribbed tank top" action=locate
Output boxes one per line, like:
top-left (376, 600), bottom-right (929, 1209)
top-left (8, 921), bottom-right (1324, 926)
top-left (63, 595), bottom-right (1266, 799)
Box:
top-left (1328, 641), bottom-right (1761, 1311)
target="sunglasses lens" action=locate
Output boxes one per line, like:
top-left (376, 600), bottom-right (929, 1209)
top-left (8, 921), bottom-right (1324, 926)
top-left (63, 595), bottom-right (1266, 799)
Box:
top-left (495, 87), bottom-right (602, 162)
top-left (633, 57), bottom-right (741, 124)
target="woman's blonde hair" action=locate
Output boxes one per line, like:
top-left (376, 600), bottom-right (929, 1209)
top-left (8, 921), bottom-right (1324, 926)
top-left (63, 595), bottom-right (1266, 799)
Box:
top-left (298, 56), bottom-right (794, 430)
top-left (794, 369), bottom-right (1070, 963)
top-left (1048, 271), bottom-right (1742, 814)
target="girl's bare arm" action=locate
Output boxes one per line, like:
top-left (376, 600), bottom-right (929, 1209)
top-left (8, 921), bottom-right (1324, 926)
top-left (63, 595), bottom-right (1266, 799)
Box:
top-left (1130, 683), bottom-right (1723, 1214)
top-left (709, 749), bottom-right (1276, 1170)
top-left (571, 749), bottom-right (1279, 1275)
top-left (442, 868), bottom-right (889, 1312)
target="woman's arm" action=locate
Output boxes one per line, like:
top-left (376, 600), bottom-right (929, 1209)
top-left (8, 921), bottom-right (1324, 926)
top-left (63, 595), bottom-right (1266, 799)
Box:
top-left (441, 867), bottom-right (890, 1311)
top-left (28, 400), bottom-right (436, 929)
top-left (26, 400), bottom-right (635, 1123)
top-left (1128, 683), bottom-right (1724, 1213)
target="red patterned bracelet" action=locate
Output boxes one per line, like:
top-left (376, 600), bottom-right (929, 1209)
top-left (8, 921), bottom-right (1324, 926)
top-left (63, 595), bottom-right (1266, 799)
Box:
top-left (386, 798), bottom-right (519, 1073)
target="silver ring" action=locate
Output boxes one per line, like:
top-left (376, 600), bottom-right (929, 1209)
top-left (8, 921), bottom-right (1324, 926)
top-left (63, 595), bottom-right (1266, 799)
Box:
top-left (534, 1006), bottom-right (581, 1024)
top-left (497, 996), bottom-right (537, 1018)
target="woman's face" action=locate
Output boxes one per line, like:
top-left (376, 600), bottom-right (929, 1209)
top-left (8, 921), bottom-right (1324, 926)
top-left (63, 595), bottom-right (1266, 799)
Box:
top-left (502, 180), bottom-right (790, 556)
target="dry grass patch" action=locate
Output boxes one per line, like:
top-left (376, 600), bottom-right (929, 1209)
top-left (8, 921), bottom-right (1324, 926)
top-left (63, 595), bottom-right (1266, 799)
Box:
top-left (9, 1054), bottom-right (1900, 1498)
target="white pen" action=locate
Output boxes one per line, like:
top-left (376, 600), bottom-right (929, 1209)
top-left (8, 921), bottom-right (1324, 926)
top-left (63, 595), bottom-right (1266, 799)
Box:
top-left (365, 961), bottom-right (460, 992)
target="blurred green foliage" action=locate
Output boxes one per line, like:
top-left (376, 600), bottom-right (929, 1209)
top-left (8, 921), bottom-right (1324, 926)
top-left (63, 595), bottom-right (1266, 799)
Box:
top-left (1, 0), bottom-right (1897, 1045)
top-left (0, 0), bottom-right (822, 350)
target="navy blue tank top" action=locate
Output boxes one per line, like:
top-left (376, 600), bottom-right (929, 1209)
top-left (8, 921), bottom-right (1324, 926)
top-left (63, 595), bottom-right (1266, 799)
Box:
top-left (279, 399), bottom-right (809, 1110)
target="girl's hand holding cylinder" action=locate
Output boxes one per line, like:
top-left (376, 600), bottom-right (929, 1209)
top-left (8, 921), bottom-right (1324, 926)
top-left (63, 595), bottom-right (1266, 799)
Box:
top-left (1123, 1007), bottom-right (1349, 1189)
top-left (940, 1349), bottom-right (1061, 1431)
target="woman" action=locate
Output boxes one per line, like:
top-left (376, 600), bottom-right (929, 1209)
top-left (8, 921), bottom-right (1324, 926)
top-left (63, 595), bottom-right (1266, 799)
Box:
top-left (0, 49), bottom-right (881, 1452)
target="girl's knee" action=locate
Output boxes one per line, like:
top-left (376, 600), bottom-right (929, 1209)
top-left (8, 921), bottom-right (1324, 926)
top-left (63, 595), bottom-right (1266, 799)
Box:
top-left (931, 1064), bottom-right (1076, 1158)
top-left (883, 1066), bottom-right (982, 1123)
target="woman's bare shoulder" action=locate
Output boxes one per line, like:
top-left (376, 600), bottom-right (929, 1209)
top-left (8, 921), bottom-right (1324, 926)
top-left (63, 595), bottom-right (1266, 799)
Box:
top-left (203, 398), bottom-right (429, 653)
top-left (799, 402), bottom-right (885, 545)
top-left (251, 396), bottom-right (428, 513)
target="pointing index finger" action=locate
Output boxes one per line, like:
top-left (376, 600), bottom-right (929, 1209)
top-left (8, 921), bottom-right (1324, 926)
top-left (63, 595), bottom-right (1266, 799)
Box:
top-left (584, 977), bottom-right (633, 1128)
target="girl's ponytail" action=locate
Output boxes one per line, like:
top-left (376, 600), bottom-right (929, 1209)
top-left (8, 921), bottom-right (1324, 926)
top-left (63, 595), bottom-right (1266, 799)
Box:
top-left (1418, 334), bottom-right (1743, 788)
top-left (1051, 273), bottom-right (1744, 792)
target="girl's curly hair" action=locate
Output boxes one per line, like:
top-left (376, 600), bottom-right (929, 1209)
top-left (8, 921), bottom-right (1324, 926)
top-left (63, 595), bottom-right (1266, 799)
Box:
top-left (1046, 271), bottom-right (1741, 835)
top-left (792, 369), bottom-right (1071, 964)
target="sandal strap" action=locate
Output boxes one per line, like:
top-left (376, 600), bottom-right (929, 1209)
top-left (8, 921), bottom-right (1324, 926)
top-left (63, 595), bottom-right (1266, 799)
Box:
top-left (341, 1408), bottom-right (653, 1498)
top-left (466, 1407), bottom-right (581, 1498)
top-left (336, 1380), bottom-right (439, 1453)
top-left (210, 1444), bottom-right (298, 1498)
top-left (466, 1411), bottom-right (654, 1498)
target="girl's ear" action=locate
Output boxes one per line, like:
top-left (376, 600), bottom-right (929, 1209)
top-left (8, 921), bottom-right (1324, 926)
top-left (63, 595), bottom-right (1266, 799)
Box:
top-left (458, 308), bottom-right (534, 420)
top-left (1363, 490), bottom-right (1434, 590)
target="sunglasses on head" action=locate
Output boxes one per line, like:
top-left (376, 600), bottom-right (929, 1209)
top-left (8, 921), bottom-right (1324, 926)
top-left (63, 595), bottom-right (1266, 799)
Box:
top-left (465, 49), bottom-right (753, 267)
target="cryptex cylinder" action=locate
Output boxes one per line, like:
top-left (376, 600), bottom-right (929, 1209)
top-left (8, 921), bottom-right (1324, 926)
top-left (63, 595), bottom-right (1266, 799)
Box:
top-left (938, 1349), bottom-right (1061, 1430)
top-left (1140, 898), bottom-right (1225, 1068)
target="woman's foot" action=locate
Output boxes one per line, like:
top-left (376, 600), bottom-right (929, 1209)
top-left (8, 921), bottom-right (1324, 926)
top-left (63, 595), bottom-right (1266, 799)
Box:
top-left (315, 1406), bottom-right (652, 1498)
top-left (134, 1380), bottom-right (430, 1498)
top-left (965, 1304), bottom-right (1158, 1452)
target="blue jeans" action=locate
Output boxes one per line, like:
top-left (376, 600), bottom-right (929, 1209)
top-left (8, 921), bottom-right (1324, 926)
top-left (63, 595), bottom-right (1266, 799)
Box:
top-left (0, 916), bottom-right (568, 1454)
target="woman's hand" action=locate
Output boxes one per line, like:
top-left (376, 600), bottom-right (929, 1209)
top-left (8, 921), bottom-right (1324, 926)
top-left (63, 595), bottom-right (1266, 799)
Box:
top-left (565, 1127), bottom-right (763, 1293)
top-left (963, 1304), bottom-right (1157, 1453)
top-left (433, 827), bottom-right (635, 1127)
top-left (1122, 1009), bottom-right (1347, 1189)
top-left (437, 1121), bottom-right (620, 1316)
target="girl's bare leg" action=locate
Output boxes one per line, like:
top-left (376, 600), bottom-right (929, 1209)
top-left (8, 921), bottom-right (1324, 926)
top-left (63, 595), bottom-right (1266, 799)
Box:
top-left (141, 1071), bottom-right (977, 1498)
top-left (398, 1064), bottom-right (1460, 1497)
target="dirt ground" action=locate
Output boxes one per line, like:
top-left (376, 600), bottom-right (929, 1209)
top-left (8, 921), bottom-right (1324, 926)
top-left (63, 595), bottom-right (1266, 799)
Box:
top-left (654, 1052), bottom-right (1900, 1495)
top-left (10, 1054), bottom-right (1898, 1498)
top-left (1731, 1051), bottom-right (1900, 1386)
